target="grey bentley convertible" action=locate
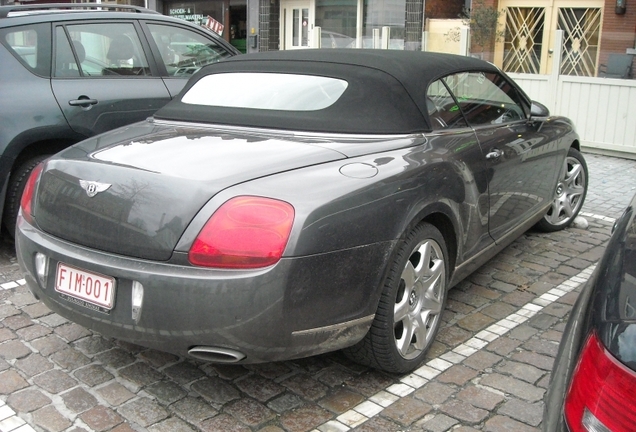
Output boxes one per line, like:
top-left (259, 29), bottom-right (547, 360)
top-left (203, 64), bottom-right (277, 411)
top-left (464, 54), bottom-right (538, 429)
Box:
top-left (16, 49), bottom-right (587, 373)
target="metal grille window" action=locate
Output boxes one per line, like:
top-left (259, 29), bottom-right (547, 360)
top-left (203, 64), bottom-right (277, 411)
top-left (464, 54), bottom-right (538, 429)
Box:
top-left (497, 0), bottom-right (604, 76)
top-left (558, 7), bottom-right (601, 77)
top-left (503, 7), bottom-right (545, 74)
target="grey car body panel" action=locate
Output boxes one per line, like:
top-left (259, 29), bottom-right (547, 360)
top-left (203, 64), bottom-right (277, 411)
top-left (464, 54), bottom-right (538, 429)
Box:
top-left (543, 197), bottom-right (636, 431)
top-left (16, 50), bottom-right (581, 364)
top-left (0, 38), bottom-right (81, 215)
top-left (0, 8), bottom-right (238, 231)
top-left (0, 24), bottom-right (72, 181)
top-left (473, 121), bottom-right (566, 241)
top-left (17, 216), bottom-right (395, 362)
top-left (20, 117), bottom-right (575, 362)
top-left (34, 121), bottom-right (351, 261)
top-left (51, 77), bottom-right (171, 136)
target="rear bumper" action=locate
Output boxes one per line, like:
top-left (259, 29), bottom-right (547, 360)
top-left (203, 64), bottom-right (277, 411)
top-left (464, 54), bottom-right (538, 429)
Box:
top-left (16, 215), bottom-right (395, 363)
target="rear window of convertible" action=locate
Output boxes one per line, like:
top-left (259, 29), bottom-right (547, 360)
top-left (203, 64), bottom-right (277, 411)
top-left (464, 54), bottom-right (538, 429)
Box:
top-left (181, 72), bottom-right (349, 111)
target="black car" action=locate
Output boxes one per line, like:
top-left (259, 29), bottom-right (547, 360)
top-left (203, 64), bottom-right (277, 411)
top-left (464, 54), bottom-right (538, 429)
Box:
top-left (0, 3), bottom-right (238, 235)
top-left (17, 49), bottom-right (587, 374)
top-left (543, 194), bottom-right (636, 432)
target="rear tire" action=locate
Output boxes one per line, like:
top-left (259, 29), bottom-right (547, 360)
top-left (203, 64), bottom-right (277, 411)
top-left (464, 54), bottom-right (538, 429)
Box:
top-left (3, 155), bottom-right (49, 237)
top-left (344, 222), bottom-right (448, 374)
top-left (535, 147), bottom-right (587, 232)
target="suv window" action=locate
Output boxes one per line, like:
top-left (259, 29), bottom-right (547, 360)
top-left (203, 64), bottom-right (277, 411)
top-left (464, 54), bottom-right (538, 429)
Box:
top-left (0, 5), bottom-right (237, 237)
top-left (1, 23), bottom-right (51, 76)
top-left (55, 22), bottom-right (151, 77)
top-left (442, 72), bottom-right (528, 126)
top-left (147, 23), bottom-right (233, 77)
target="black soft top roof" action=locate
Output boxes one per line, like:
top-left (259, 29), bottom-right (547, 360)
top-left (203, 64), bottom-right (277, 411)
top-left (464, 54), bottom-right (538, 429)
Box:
top-left (154, 49), bottom-right (502, 134)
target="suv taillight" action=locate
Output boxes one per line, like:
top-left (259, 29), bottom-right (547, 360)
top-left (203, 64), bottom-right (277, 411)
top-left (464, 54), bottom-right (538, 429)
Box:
top-left (564, 332), bottom-right (636, 432)
top-left (20, 163), bottom-right (44, 225)
top-left (188, 196), bottom-right (295, 269)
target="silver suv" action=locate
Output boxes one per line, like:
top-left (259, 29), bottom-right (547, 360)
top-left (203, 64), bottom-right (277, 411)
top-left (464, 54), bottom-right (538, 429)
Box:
top-left (0, 3), bottom-right (238, 235)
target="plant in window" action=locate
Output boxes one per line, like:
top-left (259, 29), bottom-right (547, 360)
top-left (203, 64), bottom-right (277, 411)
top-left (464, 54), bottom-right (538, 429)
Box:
top-left (463, 0), bottom-right (505, 59)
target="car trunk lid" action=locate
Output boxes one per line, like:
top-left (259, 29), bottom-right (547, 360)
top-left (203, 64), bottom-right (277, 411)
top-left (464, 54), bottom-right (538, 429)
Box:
top-left (33, 123), bottom-right (347, 261)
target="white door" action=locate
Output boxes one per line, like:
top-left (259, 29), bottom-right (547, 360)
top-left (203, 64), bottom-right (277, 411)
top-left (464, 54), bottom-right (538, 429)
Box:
top-left (281, 0), bottom-right (311, 49)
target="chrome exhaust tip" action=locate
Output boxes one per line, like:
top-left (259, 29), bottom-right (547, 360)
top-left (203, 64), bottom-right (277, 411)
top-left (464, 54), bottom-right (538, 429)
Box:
top-left (187, 346), bottom-right (246, 363)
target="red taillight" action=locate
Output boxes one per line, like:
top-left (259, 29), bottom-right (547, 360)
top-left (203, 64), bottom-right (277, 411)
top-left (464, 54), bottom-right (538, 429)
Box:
top-left (188, 196), bottom-right (295, 269)
top-left (564, 332), bottom-right (636, 432)
top-left (20, 163), bottom-right (44, 225)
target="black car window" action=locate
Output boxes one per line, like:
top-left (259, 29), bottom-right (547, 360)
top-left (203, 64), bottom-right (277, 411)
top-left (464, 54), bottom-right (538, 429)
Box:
top-left (55, 23), bottom-right (151, 77)
top-left (426, 79), bottom-right (468, 130)
top-left (147, 23), bottom-right (233, 77)
top-left (1, 23), bottom-right (51, 77)
top-left (442, 72), bottom-right (527, 127)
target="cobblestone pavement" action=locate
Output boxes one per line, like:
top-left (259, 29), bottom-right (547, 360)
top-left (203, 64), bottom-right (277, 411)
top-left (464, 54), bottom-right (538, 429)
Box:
top-left (0, 153), bottom-right (634, 432)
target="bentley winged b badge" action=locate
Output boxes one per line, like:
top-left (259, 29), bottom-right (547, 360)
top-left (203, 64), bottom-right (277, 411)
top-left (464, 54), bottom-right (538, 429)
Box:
top-left (79, 180), bottom-right (111, 198)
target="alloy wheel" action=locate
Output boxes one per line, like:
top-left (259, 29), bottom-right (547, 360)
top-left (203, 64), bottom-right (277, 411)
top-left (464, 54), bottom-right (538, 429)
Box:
top-left (544, 154), bottom-right (587, 227)
top-left (393, 238), bottom-right (446, 359)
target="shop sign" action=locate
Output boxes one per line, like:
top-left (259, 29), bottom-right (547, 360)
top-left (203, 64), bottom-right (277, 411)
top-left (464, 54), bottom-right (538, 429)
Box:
top-left (204, 15), bottom-right (224, 36)
top-left (169, 7), bottom-right (205, 25)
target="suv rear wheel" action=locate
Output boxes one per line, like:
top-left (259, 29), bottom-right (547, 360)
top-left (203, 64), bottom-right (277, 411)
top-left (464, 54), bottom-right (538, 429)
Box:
top-left (4, 155), bottom-right (49, 236)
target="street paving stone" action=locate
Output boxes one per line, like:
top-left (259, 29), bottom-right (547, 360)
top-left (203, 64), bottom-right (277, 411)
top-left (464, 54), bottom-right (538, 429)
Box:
top-left (0, 153), bottom-right (634, 431)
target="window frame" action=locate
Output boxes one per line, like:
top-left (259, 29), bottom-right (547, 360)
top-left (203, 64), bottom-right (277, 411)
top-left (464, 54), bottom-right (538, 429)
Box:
top-left (425, 70), bottom-right (532, 131)
top-left (441, 70), bottom-right (530, 128)
top-left (52, 19), bottom-right (159, 79)
top-left (1, 22), bottom-right (51, 77)
top-left (141, 20), bottom-right (234, 79)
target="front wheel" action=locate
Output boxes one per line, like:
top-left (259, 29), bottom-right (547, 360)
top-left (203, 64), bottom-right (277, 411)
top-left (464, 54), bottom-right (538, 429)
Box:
top-left (535, 147), bottom-right (588, 232)
top-left (344, 223), bottom-right (448, 374)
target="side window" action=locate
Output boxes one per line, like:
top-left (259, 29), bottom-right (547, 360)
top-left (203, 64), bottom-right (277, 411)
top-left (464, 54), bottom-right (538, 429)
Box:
top-left (147, 23), bottom-right (233, 77)
top-left (1, 23), bottom-right (51, 76)
top-left (55, 23), bottom-right (151, 77)
top-left (443, 72), bottom-right (528, 127)
top-left (426, 79), bottom-right (468, 130)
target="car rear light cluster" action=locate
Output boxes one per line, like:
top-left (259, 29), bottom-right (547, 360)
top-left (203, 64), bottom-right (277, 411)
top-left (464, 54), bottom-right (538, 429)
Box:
top-left (20, 162), bottom-right (45, 225)
top-left (564, 331), bottom-right (636, 432)
top-left (188, 196), bottom-right (295, 269)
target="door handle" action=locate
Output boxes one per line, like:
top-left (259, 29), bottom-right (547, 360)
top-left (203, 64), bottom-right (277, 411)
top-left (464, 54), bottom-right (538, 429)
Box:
top-left (485, 149), bottom-right (503, 160)
top-left (68, 97), bottom-right (98, 107)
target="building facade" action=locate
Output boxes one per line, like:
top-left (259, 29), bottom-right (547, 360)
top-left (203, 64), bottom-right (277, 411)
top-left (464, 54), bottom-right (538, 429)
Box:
top-left (2, 0), bottom-right (634, 76)
top-left (486, 0), bottom-right (635, 77)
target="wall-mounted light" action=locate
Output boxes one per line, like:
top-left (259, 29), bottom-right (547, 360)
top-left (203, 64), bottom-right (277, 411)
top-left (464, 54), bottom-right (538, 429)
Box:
top-left (616, 0), bottom-right (626, 15)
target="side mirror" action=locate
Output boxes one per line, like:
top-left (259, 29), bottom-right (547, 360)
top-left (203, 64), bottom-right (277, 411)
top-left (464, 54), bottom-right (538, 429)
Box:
top-left (530, 101), bottom-right (550, 120)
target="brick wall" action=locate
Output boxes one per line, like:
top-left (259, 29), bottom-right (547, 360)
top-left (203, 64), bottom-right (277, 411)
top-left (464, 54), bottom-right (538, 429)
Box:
top-left (425, 0), bottom-right (464, 19)
top-left (599, 0), bottom-right (635, 73)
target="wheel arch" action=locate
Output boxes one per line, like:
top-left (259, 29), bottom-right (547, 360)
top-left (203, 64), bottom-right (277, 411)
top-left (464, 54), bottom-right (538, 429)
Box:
top-left (398, 202), bottom-right (460, 284)
top-left (11, 139), bottom-right (71, 168)
top-left (1, 133), bottom-right (80, 232)
top-left (421, 212), bottom-right (458, 279)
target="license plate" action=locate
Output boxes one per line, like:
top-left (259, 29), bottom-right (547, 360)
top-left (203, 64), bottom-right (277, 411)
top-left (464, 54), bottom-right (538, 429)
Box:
top-left (55, 262), bottom-right (116, 313)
